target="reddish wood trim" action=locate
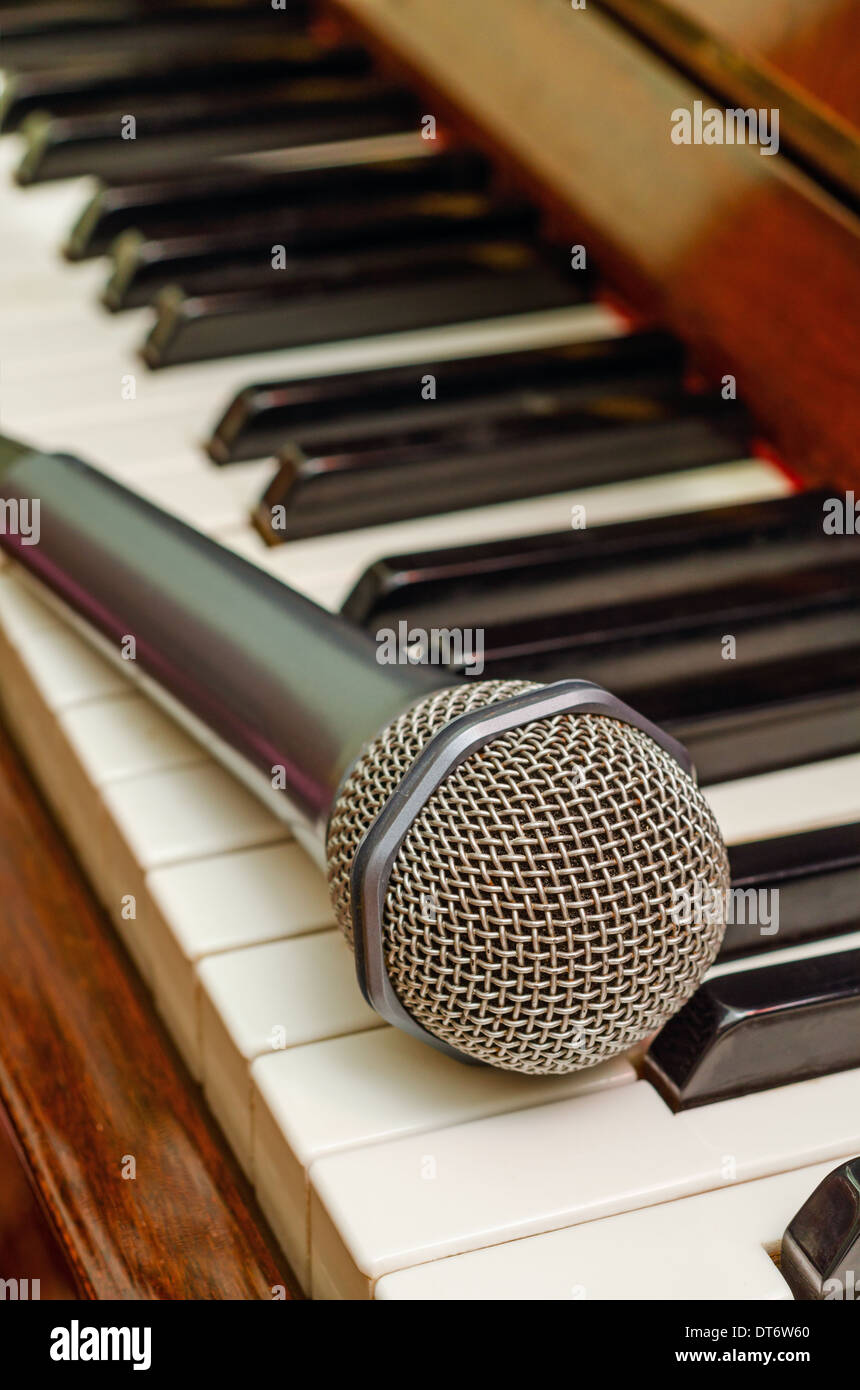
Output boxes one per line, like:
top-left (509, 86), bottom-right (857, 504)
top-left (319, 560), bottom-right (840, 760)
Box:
top-left (604, 0), bottom-right (860, 130)
top-left (0, 721), bottom-right (299, 1301)
top-left (596, 0), bottom-right (860, 202)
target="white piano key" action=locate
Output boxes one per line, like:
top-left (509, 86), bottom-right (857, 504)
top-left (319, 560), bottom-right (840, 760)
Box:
top-left (99, 762), bottom-right (286, 870)
top-left (252, 1028), bottom-right (635, 1291)
top-left (127, 457), bottom-right (277, 533)
top-left (309, 1080), bottom-right (719, 1299)
top-left (0, 258), bottom-right (105, 311)
top-left (0, 567), bottom-right (66, 642)
top-left (1, 300), bottom-right (146, 367)
top-left (148, 841), bottom-right (332, 955)
top-left (376, 1158), bottom-right (846, 1300)
top-left (0, 143), bottom-right (95, 255)
top-left (142, 842), bottom-right (333, 1077)
top-left (705, 754), bottom-right (860, 844)
top-left (676, 1068), bottom-right (860, 1178)
top-left (308, 1067), bottom-right (860, 1298)
top-left (4, 624), bottom-right (128, 708)
top-left (57, 691), bottom-right (204, 784)
top-left (2, 303), bottom-right (623, 407)
top-left (196, 931), bottom-right (384, 1176)
top-left (223, 459), bottom-right (791, 611)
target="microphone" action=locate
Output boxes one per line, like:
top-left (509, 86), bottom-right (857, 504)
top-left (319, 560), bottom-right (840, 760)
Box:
top-left (0, 439), bottom-right (730, 1073)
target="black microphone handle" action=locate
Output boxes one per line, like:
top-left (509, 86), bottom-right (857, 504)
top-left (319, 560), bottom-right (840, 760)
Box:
top-left (0, 438), bottom-right (441, 844)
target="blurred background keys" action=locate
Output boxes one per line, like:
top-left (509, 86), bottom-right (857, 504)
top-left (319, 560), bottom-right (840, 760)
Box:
top-left (64, 150), bottom-right (492, 260)
top-left (102, 192), bottom-right (538, 310)
top-left (141, 242), bottom-right (584, 366)
top-left (16, 76), bottom-right (419, 184)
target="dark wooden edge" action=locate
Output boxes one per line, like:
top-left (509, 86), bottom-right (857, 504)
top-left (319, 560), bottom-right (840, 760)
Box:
top-left (0, 717), bottom-right (301, 1301)
top-left (596, 0), bottom-right (860, 206)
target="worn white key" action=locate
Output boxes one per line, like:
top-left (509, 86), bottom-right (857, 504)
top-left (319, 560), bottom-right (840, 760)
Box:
top-left (197, 931), bottom-right (383, 1175)
top-left (3, 305), bottom-right (623, 413)
top-left (4, 624), bottom-right (127, 708)
top-left (376, 1158), bottom-right (846, 1300)
top-left (127, 457), bottom-right (277, 533)
top-left (706, 755), bottom-right (860, 843)
top-left (58, 692), bottom-right (204, 783)
top-left (99, 762), bottom-right (285, 870)
top-left (252, 1028), bottom-right (635, 1291)
top-left (309, 1067), bottom-right (860, 1298)
top-left (0, 142), bottom-right (94, 257)
top-left (144, 842), bottom-right (333, 1077)
top-left (0, 568), bottom-right (66, 642)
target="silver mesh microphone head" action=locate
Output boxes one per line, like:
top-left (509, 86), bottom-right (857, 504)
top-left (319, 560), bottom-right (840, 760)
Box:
top-left (327, 680), bottom-right (729, 1074)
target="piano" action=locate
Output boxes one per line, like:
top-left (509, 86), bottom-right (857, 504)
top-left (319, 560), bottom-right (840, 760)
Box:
top-left (0, 0), bottom-right (858, 1302)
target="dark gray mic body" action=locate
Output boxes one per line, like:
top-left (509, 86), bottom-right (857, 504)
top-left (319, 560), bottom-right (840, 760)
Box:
top-left (0, 439), bottom-right (730, 1073)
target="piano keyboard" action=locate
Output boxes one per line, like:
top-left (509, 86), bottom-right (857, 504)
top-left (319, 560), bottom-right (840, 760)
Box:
top-left (0, 0), bottom-right (858, 1301)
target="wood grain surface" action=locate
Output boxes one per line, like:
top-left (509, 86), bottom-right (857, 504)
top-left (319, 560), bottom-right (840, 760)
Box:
top-left (598, 0), bottom-right (860, 201)
top-left (0, 719), bottom-right (299, 1301)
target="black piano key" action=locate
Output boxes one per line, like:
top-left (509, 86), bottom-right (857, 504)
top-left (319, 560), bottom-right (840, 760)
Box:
top-left (0, 4), bottom-right (307, 71)
top-left (642, 949), bottom-right (860, 1109)
top-left (341, 492), bottom-right (835, 632)
top-left (103, 192), bottom-right (538, 310)
top-left (253, 392), bottom-right (745, 542)
top-left (15, 77), bottom-right (419, 185)
top-left (142, 242), bottom-right (587, 367)
top-left (0, 40), bottom-right (371, 132)
top-left (782, 1157), bottom-right (860, 1300)
top-left (365, 598), bottom-right (858, 780)
top-left (340, 492), bottom-right (859, 779)
top-left (208, 329), bottom-right (684, 463)
top-left (670, 687), bottom-right (860, 784)
top-left (64, 150), bottom-right (491, 260)
top-left (480, 590), bottom-right (860, 715)
top-left (719, 824), bottom-right (860, 962)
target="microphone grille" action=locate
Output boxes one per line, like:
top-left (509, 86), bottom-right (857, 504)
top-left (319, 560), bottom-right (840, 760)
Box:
top-left (327, 680), bottom-right (729, 1074)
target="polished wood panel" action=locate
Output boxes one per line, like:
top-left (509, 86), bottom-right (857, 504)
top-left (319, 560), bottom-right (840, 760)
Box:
top-left (0, 720), bottom-right (298, 1300)
top-left (598, 0), bottom-right (860, 201)
top-left (328, 0), bottom-right (860, 489)
top-left (614, 0), bottom-right (860, 129)
top-left (0, 1103), bottom-right (77, 1299)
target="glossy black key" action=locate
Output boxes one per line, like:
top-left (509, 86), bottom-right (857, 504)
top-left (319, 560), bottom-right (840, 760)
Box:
top-left (0, 40), bottom-right (369, 132)
top-left (669, 687), bottom-right (860, 784)
top-left (478, 584), bottom-right (859, 717)
top-left (254, 391), bottom-right (744, 541)
top-left (15, 76), bottom-right (418, 185)
top-left (341, 492), bottom-right (832, 631)
top-left (643, 949), bottom-right (860, 1109)
top-left (340, 492), bottom-right (859, 779)
top-left (103, 192), bottom-right (537, 310)
top-left (782, 1157), bottom-right (860, 1300)
top-left (719, 824), bottom-right (860, 962)
top-left (0, 3), bottom-right (306, 71)
top-left (360, 592), bottom-right (859, 781)
top-left (142, 241), bottom-right (586, 367)
top-left (208, 329), bottom-right (683, 463)
top-left (64, 150), bottom-right (491, 260)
